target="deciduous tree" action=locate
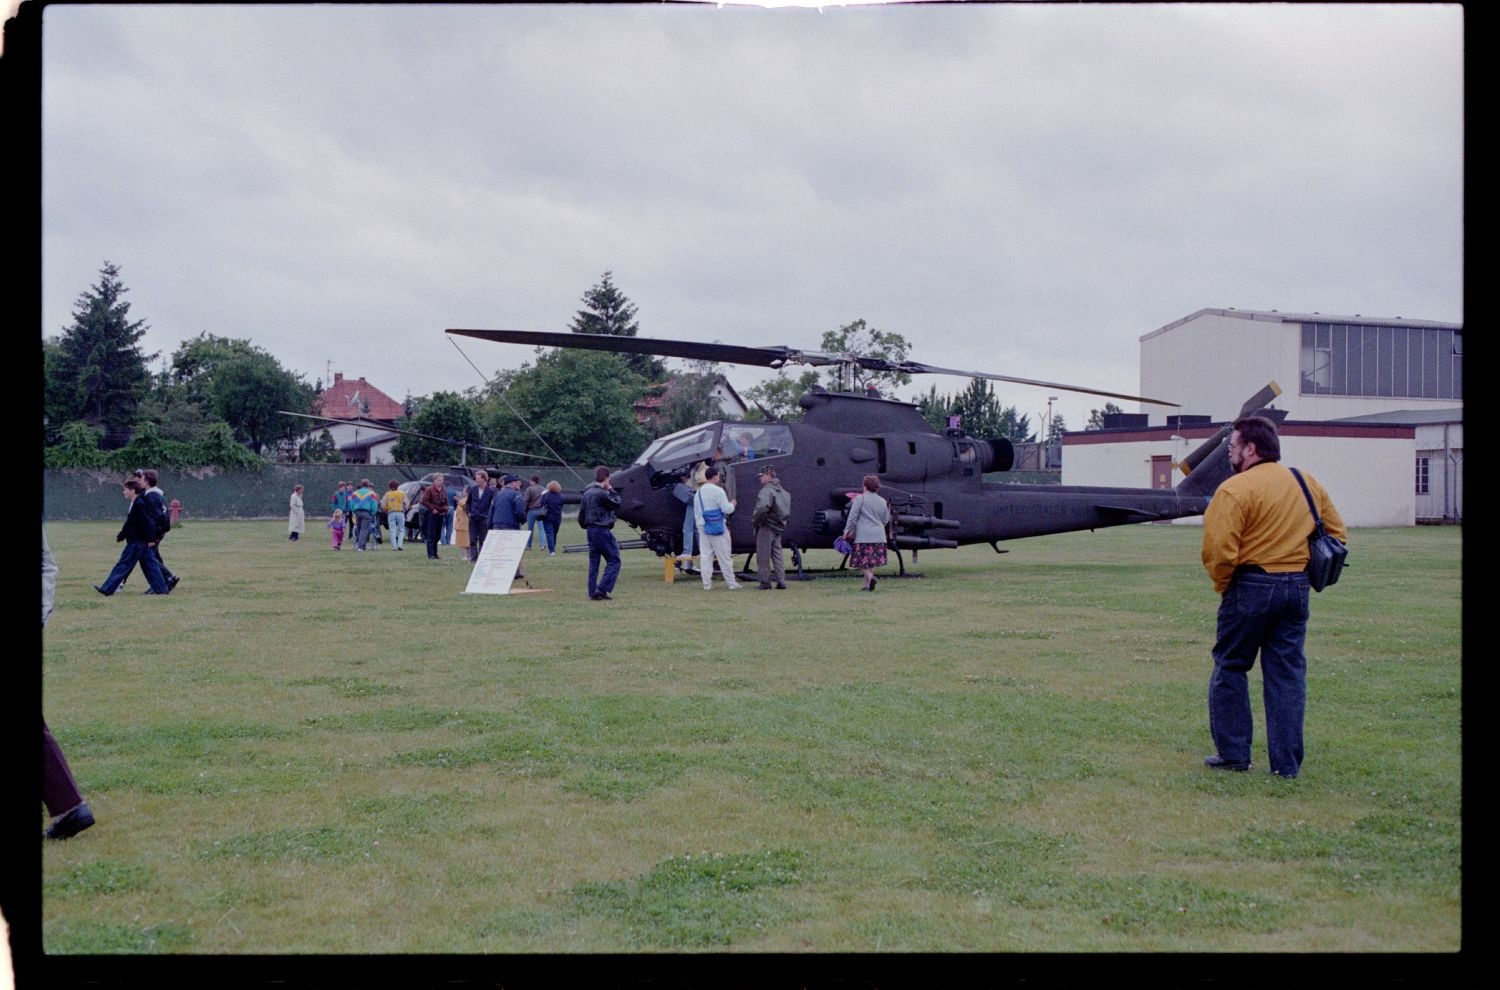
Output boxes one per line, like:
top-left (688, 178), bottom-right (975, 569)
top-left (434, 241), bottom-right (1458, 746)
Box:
top-left (208, 352), bottom-right (317, 454)
top-left (743, 369), bottom-right (821, 422)
top-left (151, 334), bottom-right (314, 453)
top-left (820, 319), bottom-right (912, 393)
top-left (391, 391), bottom-right (483, 463)
top-left (650, 362), bottom-right (729, 436)
top-left (482, 350), bottom-right (648, 466)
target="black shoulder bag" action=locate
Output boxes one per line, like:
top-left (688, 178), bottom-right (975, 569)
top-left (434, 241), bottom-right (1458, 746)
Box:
top-left (1289, 468), bottom-right (1348, 592)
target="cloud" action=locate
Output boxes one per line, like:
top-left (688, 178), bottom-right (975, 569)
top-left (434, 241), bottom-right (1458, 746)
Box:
top-left (41, 3), bottom-right (1461, 427)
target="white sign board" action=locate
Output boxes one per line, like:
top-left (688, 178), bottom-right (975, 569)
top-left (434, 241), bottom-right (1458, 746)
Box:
top-left (463, 530), bottom-right (530, 595)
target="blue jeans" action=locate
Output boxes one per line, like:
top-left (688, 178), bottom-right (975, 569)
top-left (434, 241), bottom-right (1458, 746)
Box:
top-left (586, 526), bottom-right (621, 597)
top-left (442, 504), bottom-right (455, 544)
top-left (681, 504), bottom-right (696, 558)
top-left (1209, 571), bottom-right (1311, 776)
top-left (525, 508), bottom-right (545, 548)
top-left (99, 541), bottom-right (168, 594)
top-left (387, 511), bottom-right (405, 549)
top-left (542, 519), bottom-right (558, 553)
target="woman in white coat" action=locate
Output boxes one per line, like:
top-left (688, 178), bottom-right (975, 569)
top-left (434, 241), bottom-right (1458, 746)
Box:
top-left (288, 484), bottom-right (306, 541)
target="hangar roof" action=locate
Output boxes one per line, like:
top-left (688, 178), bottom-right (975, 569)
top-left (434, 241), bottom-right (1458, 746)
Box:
top-left (1142, 308), bottom-right (1462, 341)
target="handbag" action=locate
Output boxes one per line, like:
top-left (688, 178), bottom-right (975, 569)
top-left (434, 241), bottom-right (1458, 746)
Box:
top-left (698, 491), bottom-right (725, 536)
top-left (1289, 468), bottom-right (1348, 592)
top-left (833, 535), bottom-right (853, 556)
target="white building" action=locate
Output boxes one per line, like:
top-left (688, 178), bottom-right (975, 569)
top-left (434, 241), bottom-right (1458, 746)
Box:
top-left (1139, 308), bottom-right (1461, 421)
top-left (1061, 308), bottom-right (1462, 525)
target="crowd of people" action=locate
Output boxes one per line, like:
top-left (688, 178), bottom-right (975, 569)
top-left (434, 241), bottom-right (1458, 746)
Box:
top-left (296, 473), bottom-right (567, 565)
top-left (83, 459), bottom-right (892, 606)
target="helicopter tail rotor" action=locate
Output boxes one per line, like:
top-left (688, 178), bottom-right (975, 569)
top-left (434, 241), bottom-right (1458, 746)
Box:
top-left (1174, 382), bottom-right (1288, 499)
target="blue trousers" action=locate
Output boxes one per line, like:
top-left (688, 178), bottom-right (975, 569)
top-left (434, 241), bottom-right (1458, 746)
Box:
top-left (681, 504), bottom-right (696, 558)
top-left (1209, 571), bottom-right (1311, 777)
top-left (586, 526), bottom-right (621, 597)
top-left (525, 508), bottom-right (545, 548)
top-left (99, 541), bottom-right (169, 594)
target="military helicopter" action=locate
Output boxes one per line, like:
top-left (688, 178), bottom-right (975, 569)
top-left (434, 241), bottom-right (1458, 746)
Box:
top-left (444, 327), bottom-right (1284, 566)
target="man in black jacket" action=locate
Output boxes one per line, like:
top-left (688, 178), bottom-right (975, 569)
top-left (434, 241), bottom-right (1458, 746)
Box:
top-left (140, 469), bottom-right (179, 592)
top-left (94, 479), bottom-right (170, 595)
top-left (465, 471), bottom-right (494, 563)
top-left (579, 465), bottom-right (623, 601)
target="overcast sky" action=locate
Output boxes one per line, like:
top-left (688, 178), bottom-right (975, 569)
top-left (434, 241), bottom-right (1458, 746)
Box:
top-left (39, 2), bottom-right (1463, 433)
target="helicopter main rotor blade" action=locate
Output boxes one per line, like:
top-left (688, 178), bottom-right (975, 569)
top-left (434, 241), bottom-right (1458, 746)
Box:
top-left (277, 410), bottom-right (561, 463)
top-left (893, 362), bottom-right (1180, 407)
top-left (446, 328), bottom-right (840, 369)
top-left (447, 328), bottom-right (1179, 406)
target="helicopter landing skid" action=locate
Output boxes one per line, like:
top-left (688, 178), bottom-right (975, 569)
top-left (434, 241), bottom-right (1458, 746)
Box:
top-left (787, 546), bottom-right (921, 581)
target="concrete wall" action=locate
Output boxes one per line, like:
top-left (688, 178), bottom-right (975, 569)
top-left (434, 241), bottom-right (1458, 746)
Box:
top-left (1415, 421), bottom-right (1463, 522)
top-left (1063, 424), bottom-right (1415, 528)
top-left (43, 463), bottom-right (574, 521)
top-left (1141, 312), bottom-right (1294, 422)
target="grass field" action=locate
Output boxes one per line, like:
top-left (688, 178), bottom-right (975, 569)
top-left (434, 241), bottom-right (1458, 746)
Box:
top-left (39, 520), bottom-right (1461, 954)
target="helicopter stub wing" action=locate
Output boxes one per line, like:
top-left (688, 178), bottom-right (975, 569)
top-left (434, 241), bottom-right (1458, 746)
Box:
top-left (1094, 503), bottom-right (1176, 523)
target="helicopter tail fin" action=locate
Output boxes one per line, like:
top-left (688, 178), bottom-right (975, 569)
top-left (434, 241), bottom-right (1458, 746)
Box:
top-left (1174, 382), bottom-right (1286, 499)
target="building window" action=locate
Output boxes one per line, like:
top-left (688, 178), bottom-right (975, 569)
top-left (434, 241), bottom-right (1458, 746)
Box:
top-left (1301, 323), bottom-right (1461, 399)
top-left (1415, 456), bottom-right (1430, 495)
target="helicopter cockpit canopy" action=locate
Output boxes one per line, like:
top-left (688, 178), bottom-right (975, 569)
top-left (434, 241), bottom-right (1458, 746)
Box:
top-left (635, 423), bottom-right (721, 473)
top-left (634, 421), bottom-right (795, 474)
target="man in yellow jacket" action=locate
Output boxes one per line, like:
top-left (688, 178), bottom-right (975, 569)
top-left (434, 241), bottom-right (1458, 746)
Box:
top-left (1200, 416), bottom-right (1346, 779)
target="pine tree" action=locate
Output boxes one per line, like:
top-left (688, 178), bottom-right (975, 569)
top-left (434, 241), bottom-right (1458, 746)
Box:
top-left (51, 262), bottom-right (155, 441)
top-left (568, 271), bottom-right (663, 379)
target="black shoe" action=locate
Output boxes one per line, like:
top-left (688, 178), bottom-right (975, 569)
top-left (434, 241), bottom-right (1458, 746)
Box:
top-left (143, 589), bottom-right (166, 595)
top-left (1203, 755), bottom-right (1250, 772)
top-left (1268, 769), bottom-right (1298, 779)
top-left (868, 577), bottom-right (878, 592)
top-left (775, 583), bottom-right (787, 590)
top-left (758, 583), bottom-right (773, 590)
top-left (93, 584), bottom-right (112, 596)
top-left (590, 591), bottom-right (612, 601)
top-left (168, 575), bottom-right (180, 591)
top-left (45, 802), bottom-right (95, 840)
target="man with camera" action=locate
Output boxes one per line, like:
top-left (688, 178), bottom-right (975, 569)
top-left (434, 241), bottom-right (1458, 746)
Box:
top-left (1200, 415), bottom-right (1346, 780)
